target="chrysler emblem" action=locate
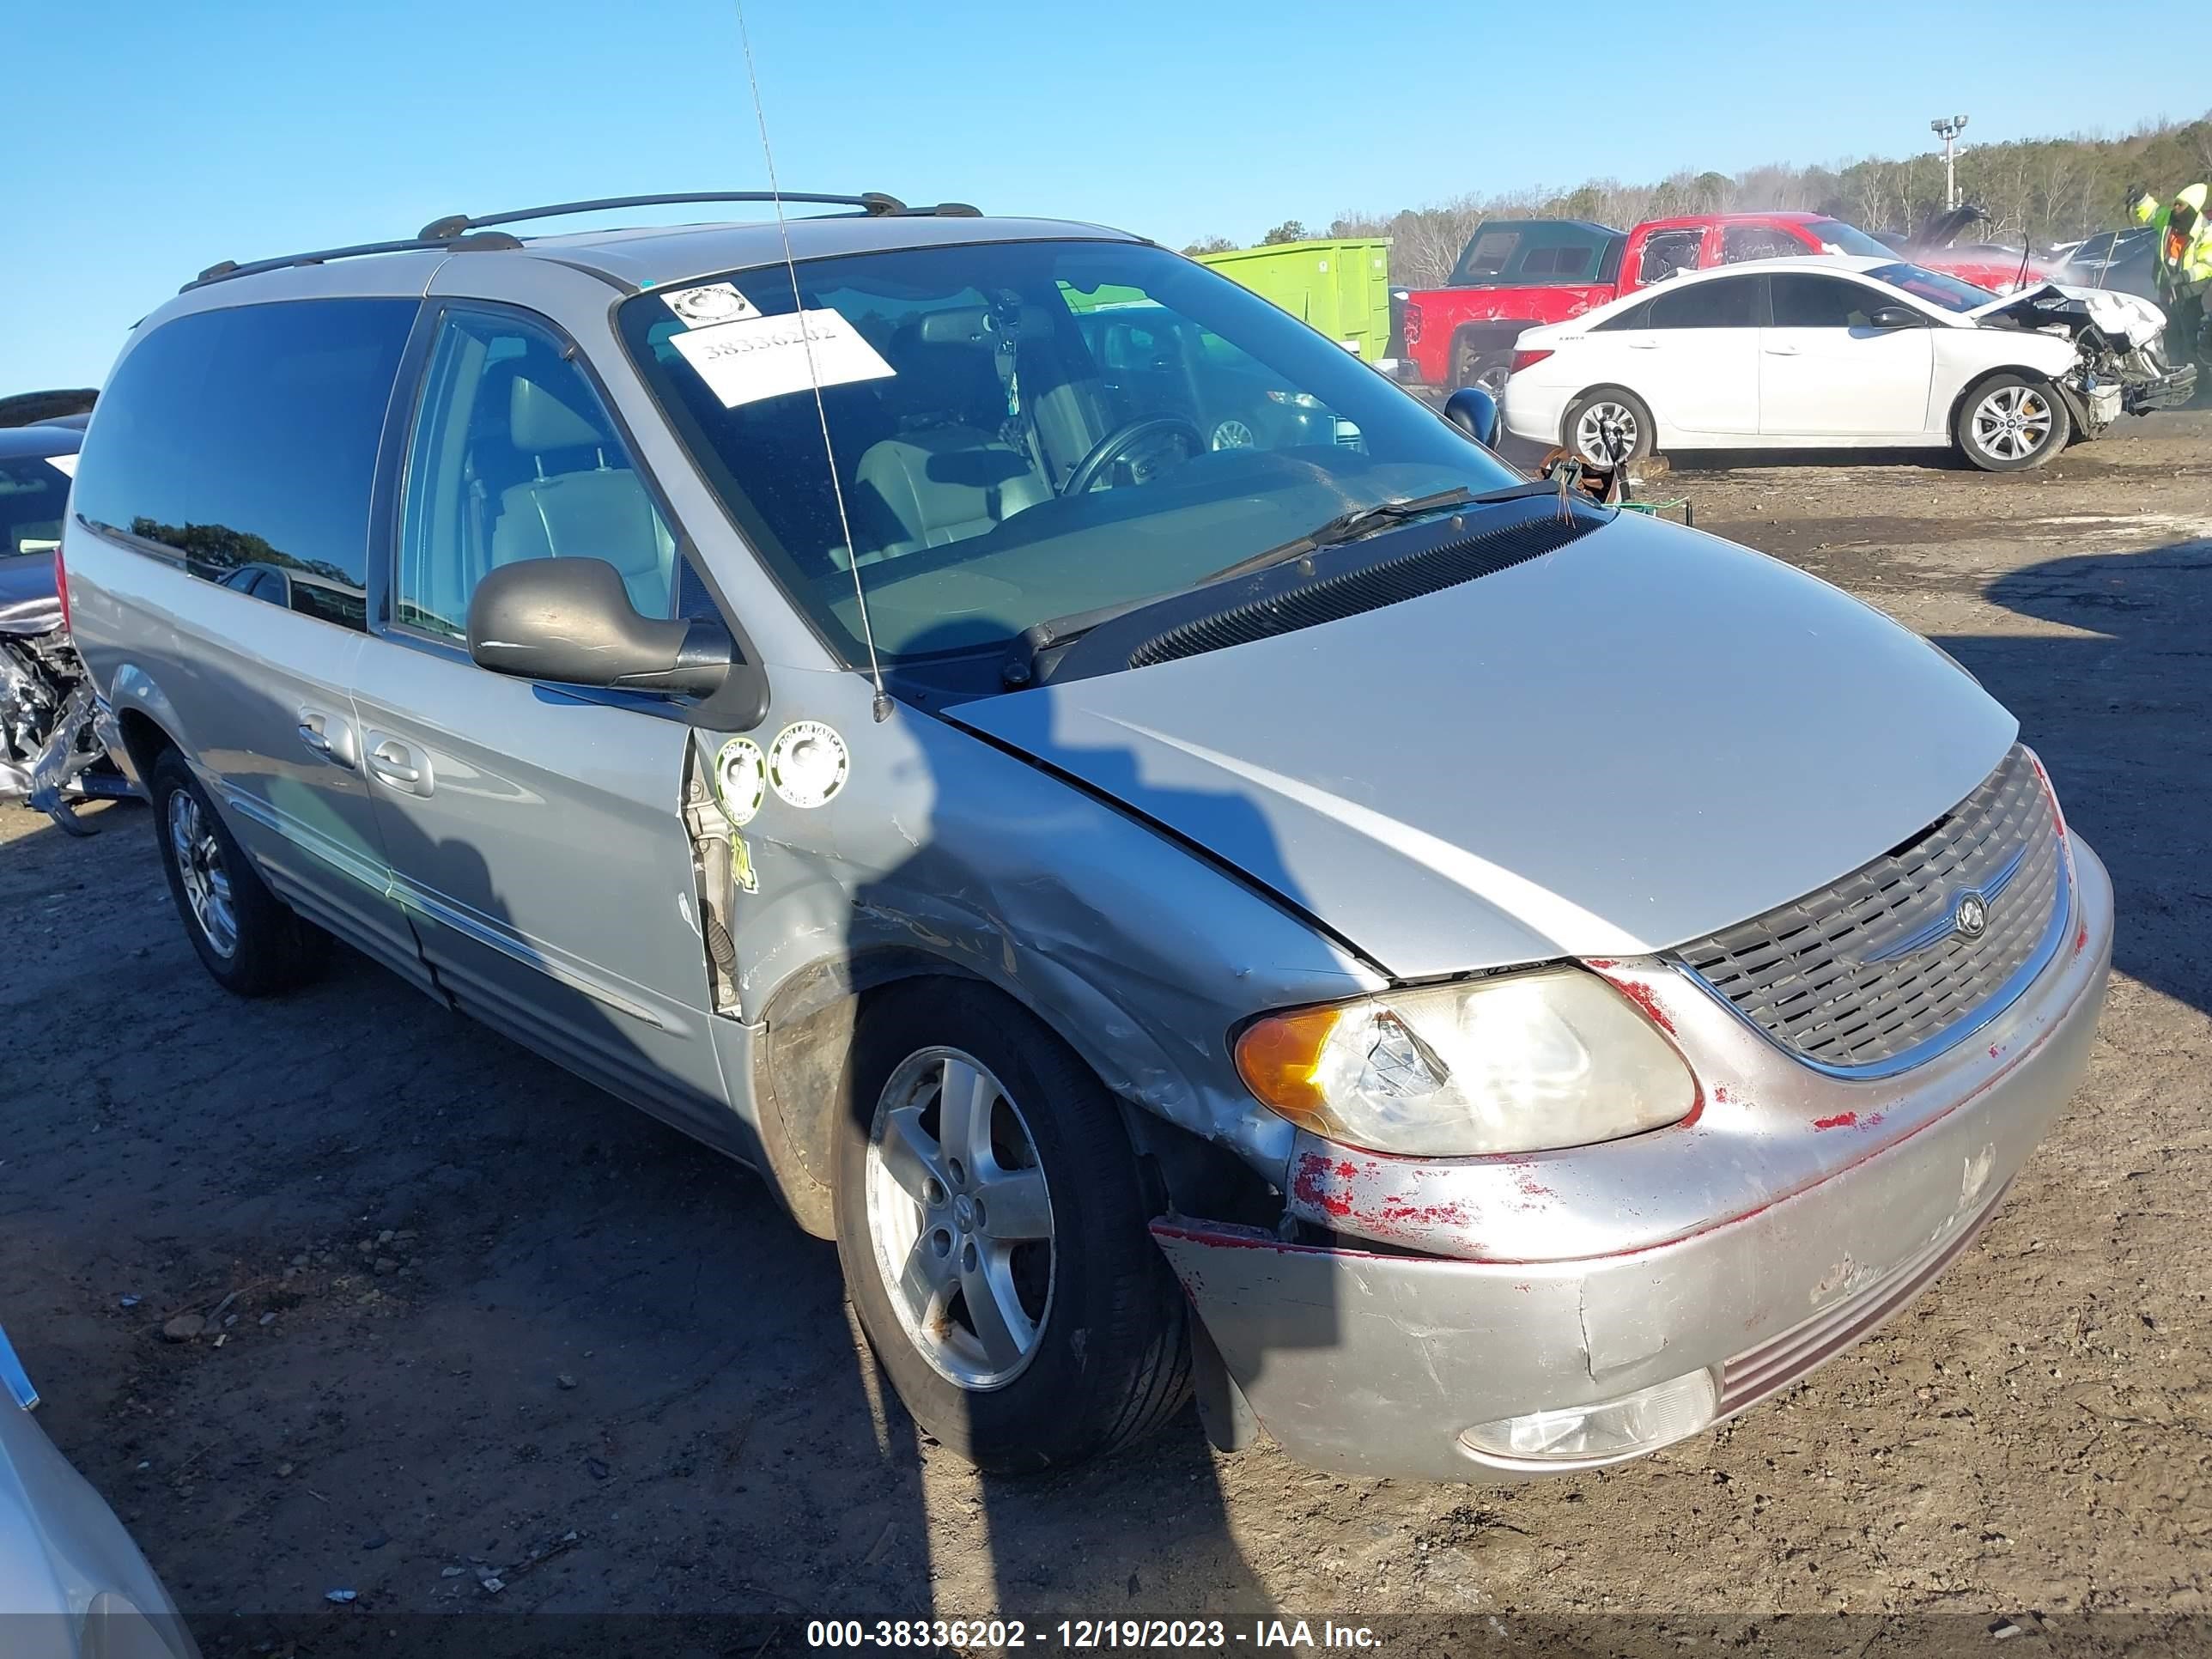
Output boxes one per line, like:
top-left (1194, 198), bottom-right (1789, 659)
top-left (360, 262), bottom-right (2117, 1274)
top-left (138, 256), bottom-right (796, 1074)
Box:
top-left (1954, 892), bottom-right (1989, 939)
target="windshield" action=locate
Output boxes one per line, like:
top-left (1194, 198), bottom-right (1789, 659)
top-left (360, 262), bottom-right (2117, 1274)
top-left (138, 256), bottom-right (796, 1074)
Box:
top-left (618, 239), bottom-right (1515, 667)
top-left (1, 453), bottom-right (73, 559)
top-left (1807, 220), bottom-right (1897, 259)
top-left (1868, 262), bottom-right (1995, 312)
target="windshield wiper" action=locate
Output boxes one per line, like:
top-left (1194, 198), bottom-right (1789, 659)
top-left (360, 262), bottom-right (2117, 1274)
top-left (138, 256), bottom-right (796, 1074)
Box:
top-left (1199, 479), bottom-right (1563, 584)
top-left (1000, 480), bottom-right (1557, 689)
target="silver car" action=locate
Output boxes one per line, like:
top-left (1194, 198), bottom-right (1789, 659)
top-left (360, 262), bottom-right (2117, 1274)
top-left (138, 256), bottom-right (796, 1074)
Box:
top-left (0, 1323), bottom-right (198, 1656)
top-left (61, 194), bottom-right (2113, 1480)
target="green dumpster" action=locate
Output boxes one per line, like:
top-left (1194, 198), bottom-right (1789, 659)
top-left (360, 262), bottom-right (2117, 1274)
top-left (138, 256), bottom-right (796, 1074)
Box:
top-left (1193, 239), bottom-right (1393, 362)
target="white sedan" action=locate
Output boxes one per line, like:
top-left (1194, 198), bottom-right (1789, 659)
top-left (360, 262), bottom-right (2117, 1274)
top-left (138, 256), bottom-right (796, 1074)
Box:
top-left (1499, 256), bottom-right (2185, 473)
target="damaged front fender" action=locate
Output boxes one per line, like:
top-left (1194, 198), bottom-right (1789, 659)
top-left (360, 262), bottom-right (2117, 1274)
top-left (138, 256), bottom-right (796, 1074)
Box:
top-left (692, 668), bottom-right (1382, 1227)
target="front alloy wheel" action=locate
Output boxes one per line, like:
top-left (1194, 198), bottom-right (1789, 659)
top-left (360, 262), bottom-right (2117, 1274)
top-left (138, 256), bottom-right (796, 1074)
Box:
top-left (863, 1047), bottom-right (1055, 1389)
top-left (1971, 384), bottom-right (2053, 463)
top-left (1956, 372), bottom-right (2070, 471)
top-left (830, 981), bottom-right (1192, 1472)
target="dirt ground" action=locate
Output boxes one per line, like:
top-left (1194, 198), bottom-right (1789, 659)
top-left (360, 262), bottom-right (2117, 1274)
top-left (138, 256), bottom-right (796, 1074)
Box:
top-left (3, 412), bottom-right (2209, 1653)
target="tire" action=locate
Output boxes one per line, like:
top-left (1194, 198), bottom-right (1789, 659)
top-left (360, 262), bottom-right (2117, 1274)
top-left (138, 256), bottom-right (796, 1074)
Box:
top-left (831, 980), bottom-right (1192, 1473)
top-left (149, 749), bottom-right (325, 997)
top-left (1954, 373), bottom-right (2070, 472)
top-left (1562, 386), bottom-right (1656, 469)
top-left (1451, 337), bottom-right (1513, 397)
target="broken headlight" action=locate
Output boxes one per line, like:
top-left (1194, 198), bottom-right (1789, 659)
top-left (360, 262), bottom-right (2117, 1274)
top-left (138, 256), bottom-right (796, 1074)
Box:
top-left (1234, 969), bottom-right (1695, 1157)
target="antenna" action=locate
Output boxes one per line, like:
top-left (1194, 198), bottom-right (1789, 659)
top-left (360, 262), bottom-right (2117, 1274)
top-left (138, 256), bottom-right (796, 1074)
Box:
top-left (734, 0), bottom-right (894, 723)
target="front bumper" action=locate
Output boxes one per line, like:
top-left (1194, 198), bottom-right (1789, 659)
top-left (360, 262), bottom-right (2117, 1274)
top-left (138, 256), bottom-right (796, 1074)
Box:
top-left (1154, 839), bottom-right (2113, 1480)
top-left (2124, 361), bottom-right (2197, 414)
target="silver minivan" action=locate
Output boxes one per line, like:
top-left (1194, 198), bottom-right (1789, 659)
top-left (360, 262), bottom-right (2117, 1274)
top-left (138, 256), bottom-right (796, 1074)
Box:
top-left (62, 195), bottom-right (2113, 1480)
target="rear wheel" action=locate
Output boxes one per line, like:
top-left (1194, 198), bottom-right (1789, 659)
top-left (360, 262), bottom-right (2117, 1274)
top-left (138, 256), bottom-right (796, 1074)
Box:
top-left (1562, 386), bottom-right (1655, 469)
top-left (1955, 373), bottom-right (2069, 471)
top-left (149, 750), bottom-right (324, 996)
top-left (832, 981), bottom-right (1191, 1473)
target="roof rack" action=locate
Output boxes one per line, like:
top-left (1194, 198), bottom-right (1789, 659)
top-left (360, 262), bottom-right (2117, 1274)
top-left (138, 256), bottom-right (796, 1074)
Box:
top-left (184, 191), bottom-right (981, 294)
top-left (182, 232), bottom-right (524, 293)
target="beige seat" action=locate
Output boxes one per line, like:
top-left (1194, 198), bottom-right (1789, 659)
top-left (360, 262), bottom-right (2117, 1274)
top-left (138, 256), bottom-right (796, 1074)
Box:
top-left (492, 379), bottom-right (675, 615)
top-left (852, 428), bottom-right (1050, 562)
top-left (848, 327), bottom-right (1049, 565)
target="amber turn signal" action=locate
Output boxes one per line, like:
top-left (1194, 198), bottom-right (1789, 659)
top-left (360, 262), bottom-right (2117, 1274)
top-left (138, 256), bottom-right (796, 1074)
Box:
top-left (1233, 1006), bottom-right (1342, 1127)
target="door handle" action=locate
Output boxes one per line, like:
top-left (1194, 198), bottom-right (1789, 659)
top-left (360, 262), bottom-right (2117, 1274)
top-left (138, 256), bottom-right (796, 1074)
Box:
top-left (1764, 345), bottom-right (1802, 356)
top-left (369, 739), bottom-right (422, 786)
top-left (296, 707), bottom-right (357, 769)
top-left (1626, 340), bottom-right (1659, 349)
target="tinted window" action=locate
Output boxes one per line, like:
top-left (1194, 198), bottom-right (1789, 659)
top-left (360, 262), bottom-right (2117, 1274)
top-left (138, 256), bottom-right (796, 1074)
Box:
top-left (1648, 277), bottom-right (1762, 328)
top-left (1449, 222), bottom-right (1617, 286)
top-left (396, 309), bottom-right (676, 641)
top-left (1522, 244), bottom-right (1596, 278)
top-left (1771, 274), bottom-right (1887, 329)
top-left (1592, 298), bottom-right (1655, 332)
top-left (2, 455), bottom-right (73, 557)
top-left (1457, 229), bottom-right (1521, 277)
top-left (1721, 224), bottom-right (1803, 263)
top-left (72, 299), bottom-right (415, 631)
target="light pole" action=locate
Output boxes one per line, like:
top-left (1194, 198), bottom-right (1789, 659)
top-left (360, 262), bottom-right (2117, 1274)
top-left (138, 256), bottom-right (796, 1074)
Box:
top-left (1930, 114), bottom-right (1969, 211)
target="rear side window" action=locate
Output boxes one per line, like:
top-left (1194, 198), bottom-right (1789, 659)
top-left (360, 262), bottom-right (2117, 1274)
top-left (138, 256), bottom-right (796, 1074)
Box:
top-left (72, 299), bottom-right (416, 631)
top-left (1721, 224), bottom-right (1804, 263)
top-left (1647, 276), bottom-right (1762, 328)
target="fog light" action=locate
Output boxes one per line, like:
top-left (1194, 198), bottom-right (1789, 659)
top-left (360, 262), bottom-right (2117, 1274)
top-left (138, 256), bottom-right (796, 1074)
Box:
top-left (1458, 1368), bottom-right (1718, 1468)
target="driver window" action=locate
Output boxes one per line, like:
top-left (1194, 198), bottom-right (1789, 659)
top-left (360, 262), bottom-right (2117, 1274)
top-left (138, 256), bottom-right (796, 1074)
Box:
top-left (397, 310), bottom-right (676, 641)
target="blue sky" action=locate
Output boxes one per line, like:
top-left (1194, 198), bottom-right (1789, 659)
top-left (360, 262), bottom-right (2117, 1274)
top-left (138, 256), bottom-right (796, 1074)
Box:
top-left (9, 0), bottom-right (2209, 389)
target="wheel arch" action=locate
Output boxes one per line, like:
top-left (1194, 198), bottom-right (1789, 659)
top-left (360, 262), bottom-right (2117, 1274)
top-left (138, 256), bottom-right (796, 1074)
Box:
top-left (749, 945), bottom-right (1271, 1242)
top-left (106, 663), bottom-right (194, 790)
top-left (1946, 362), bottom-right (2083, 443)
top-left (1449, 319), bottom-right (1534, 357)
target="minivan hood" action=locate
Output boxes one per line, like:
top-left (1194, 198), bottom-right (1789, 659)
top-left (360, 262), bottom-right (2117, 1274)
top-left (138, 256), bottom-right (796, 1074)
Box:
top-left (946, 511), bottom-right (2016, 980)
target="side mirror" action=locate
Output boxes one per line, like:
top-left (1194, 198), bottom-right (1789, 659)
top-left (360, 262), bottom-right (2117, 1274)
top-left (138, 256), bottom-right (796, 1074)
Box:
top-left (1868, 305), bottom-right (1922, 330)
top-left (467, 557), bottom-right (732, 699)
top-left (1443, 386), bottom-right (1501, 447)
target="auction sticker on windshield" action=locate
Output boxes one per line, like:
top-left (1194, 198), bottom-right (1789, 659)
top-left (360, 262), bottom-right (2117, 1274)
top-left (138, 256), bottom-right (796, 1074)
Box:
top-left (663, 282), bottom-right (761, 328)
top-left (670, 309), bottom-right (896, 409)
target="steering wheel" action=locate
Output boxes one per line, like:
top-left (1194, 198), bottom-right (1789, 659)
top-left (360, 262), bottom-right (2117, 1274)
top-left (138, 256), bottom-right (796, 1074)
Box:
top-left (1059, 415), bottom-right (1206, 497)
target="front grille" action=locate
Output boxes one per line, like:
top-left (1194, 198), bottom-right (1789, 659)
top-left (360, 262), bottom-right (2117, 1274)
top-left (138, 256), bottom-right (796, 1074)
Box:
top-left (1677, 745), bottom-right (2066, 1073)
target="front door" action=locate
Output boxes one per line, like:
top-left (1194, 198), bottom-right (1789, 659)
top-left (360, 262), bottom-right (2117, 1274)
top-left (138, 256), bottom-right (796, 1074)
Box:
top-left (346, 301), bottom-right (733, 1140)
top-left (1759, 273), bottom-right (1936, 437)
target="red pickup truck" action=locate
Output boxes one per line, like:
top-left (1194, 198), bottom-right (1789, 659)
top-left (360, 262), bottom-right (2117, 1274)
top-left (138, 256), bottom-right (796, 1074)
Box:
top-left (1400, 210), bottom-right (2021, 392)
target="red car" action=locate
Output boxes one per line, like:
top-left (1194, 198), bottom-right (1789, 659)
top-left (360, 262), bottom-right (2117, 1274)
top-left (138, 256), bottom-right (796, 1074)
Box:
top-left (1399, 210), bottom-right (2049, 392)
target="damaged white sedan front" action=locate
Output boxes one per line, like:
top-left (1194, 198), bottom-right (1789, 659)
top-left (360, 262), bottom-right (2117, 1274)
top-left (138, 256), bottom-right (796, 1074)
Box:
top-left (1969, 277), bottom-right (2197, 434)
